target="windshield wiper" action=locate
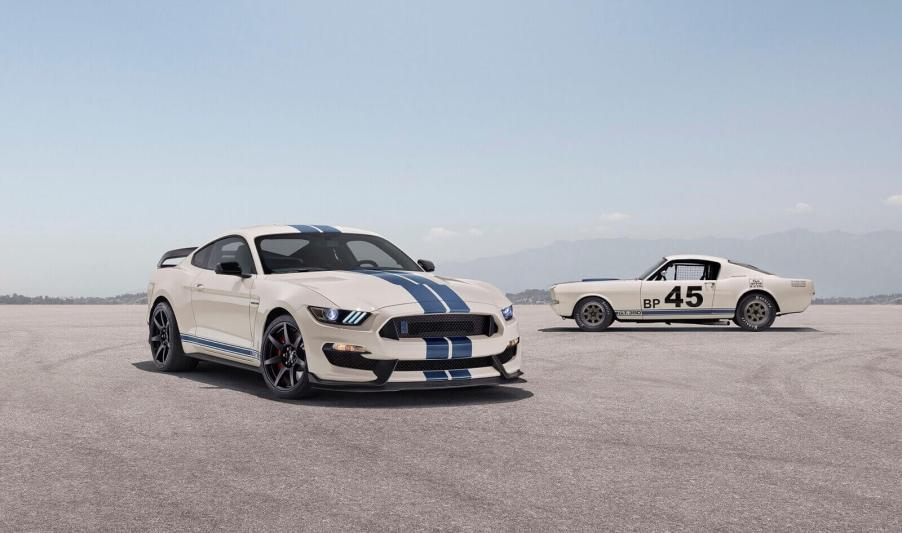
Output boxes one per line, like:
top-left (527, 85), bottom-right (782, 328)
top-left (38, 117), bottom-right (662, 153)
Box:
top-left (278, 267), bottom-right (327, 273)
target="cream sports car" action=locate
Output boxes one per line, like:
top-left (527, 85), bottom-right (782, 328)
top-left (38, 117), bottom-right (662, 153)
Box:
top-left (147, 225), bottom-right (522, 398)
top-left (550, 255), bottom-right (814, 332)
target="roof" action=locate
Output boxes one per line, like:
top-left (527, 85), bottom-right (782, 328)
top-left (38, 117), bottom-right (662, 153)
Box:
top-left (209, 224), bottom-right (383, 242)
top-left (664, 254), bottom-right (728, 263)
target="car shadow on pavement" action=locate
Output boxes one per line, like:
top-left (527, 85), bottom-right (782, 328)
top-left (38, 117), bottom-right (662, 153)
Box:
top-left (132, 361), bottom-right (533, 408)
top-left (538, 326), bottom-right (821, 333)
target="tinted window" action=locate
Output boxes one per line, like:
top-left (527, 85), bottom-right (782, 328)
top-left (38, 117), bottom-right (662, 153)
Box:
top-left (209, 237), bottom-right (256, 274)
top-left (256, 233), bottom-right (420, 274)
top-left (729, 260), bottom-right (773, 275)
top-left (191, 244), bottom-right (213, 270)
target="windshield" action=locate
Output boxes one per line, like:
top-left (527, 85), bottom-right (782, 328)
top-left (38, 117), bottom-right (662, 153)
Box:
top-left (256, 233), bottom-right (422, 274)
top-left (638, 258), bottom-right (667, 280)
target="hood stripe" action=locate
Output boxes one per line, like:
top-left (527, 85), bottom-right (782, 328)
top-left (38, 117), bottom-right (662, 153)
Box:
top-left (356, 271), bottom-right (448, 314)
top-left (393, 273), bottom-right (470, 313)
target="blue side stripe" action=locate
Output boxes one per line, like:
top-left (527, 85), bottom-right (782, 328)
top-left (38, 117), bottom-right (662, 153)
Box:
top-left (424, 370), bottom-right (448, 381)
top-left (289, 224), bottom-right (320, 233)
top-left (448, 369), bottom-right (471, 380)
top-left (449, 337), bottom-right (472, 359)
top-left (357, 271), bottom-right (447, 314)
top-left (180, 334), bottom-right (258, 358)
top-left (425, 338), bottom-right (450, 359)
top-left (399, 274), bottom-right (470, 313)
top-left (639, 308), bottom-right (735, 315)
top-left (312, 225), bottom-right (340, 233)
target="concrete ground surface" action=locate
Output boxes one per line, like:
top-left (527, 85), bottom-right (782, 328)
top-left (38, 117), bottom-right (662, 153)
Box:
top-left (1, 305), bottom-right (900, 532)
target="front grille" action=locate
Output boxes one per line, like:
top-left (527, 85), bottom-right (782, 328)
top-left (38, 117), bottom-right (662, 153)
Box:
top-left (323, 345), bottom-right (518, 372)
top-left (380, 314), bottom-right (497, 340)
top-left (395, 356), bottom-right (495, 371)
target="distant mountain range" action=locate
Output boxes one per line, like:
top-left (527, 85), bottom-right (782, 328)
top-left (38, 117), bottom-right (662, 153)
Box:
top-left (2, 229), bottom-right (901, 302)
top-left (444, 229), bottom-right (902, 298)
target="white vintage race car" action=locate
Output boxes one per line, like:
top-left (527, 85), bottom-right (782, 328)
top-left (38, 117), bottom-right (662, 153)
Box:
top-left (550, 255), bottom-right (814, 332)
top-left (147, 225), bottom-right (522, 398)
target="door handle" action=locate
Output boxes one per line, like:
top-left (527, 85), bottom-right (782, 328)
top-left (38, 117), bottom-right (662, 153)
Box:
top-left (194, 283), bottom-right (205, 291)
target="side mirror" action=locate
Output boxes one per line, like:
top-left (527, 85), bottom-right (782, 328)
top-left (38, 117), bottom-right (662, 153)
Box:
top-left (215, 261), bottom-right (250, 278)
top-left (417, 259), bottom-right (435, 272)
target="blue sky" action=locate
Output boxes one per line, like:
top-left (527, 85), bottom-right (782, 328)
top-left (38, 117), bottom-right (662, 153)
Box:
top-left (2, 1), bottom-right (901, 295)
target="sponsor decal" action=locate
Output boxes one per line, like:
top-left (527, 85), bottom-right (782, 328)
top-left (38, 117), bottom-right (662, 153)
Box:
top-left (791, 280), bottom-right (807, 288)
top-left (749, 279), bottom-right (764, 289)
top-left (616, 310), bottom-right (643, 317)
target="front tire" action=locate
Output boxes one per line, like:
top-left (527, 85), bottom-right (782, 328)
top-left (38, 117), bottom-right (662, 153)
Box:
top-left (149, 301), bottom-right (198, 371)
top-left (260, 315), bottom-right (314, 399)
top-left (573, 297), bottom-right (615, 332)
top-left (734, 293), bottom-right (777, 331)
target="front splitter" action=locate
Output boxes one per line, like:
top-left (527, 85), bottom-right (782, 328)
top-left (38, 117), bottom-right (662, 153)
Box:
top-left (308, 372), bottom-right (526, 392)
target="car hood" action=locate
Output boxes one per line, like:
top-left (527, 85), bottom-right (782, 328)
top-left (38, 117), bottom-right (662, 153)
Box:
top-left (275, 270), bottom-right (507, 312)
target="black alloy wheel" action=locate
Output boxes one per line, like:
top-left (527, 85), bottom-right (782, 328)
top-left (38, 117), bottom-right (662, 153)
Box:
top-left (261, 315), bottom-right (314, 399)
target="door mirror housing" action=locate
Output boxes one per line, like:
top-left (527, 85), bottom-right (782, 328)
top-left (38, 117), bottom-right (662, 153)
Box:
top-left (417, 259), bottom-right (435, 272)
top-left (215, 261), bottom-right (250, 278)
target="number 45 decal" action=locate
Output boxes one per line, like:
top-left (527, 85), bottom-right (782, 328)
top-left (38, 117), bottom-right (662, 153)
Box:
top-left (664, 285), bottom-right (704, 308)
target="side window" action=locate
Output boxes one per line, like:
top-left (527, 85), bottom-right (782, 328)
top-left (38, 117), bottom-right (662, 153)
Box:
top-left (191, 244), bottom-right (214, 270)
top-left (347, 240), bottom-right (403, 269)
top-left (674, 263), bottom-right (707, 281)
top-left (209, 237), bottom-right (256, 274)
top-left (654, 262), bottom-right (713, 281)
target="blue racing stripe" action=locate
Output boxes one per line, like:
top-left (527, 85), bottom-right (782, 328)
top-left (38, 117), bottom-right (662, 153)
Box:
top-left (180, 334), bottom-right (258, 358)
top-left (640, 308), bottom-right (735, 315)
top-left (357, 271), bottom-right (447, 314)
top-left (289, 224), bottom-right (320, 233)
top-left (425, 338), bottom-right (450, 359)
top-left (312, 225), bottom-right (340, 233)
top-left (449, 337), bottom-right (472, 359)
top-left (448, 369), bottom-right (471, 380)
top-left (399, 273), bottom-right (470, 313)
top-left (424, 370), bottom-right (448, 381)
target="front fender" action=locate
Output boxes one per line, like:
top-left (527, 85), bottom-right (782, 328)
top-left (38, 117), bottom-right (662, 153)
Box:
top-left (253, 284), bottom-right (339, 353)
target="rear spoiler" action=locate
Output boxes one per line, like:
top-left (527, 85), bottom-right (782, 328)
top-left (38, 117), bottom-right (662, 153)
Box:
top-left (157, 247), bottom-right (197, 268)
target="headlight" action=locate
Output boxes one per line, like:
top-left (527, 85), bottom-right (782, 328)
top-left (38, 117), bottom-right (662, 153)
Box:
top-left (308, 306), bottom-right (371, 325)
top-left (501, 305), bottom-right (514, 321)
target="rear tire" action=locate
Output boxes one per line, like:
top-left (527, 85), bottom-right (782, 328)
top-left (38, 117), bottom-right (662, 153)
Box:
top-left (734, 293), bottom-right (777, 331)
top-left (573, 297), bottom-right (615, 332)
top-left (149, 301), bottom-right (198, 371)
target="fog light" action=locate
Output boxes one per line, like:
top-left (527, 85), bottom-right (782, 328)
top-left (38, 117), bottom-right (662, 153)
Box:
top-left (331, 343), bottom-right (369, 353)
top-left (507, 337), bottom-right (519, 348)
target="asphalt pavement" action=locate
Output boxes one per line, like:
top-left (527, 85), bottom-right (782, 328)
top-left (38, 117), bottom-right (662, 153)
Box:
top-left (1, 304), bottom-right (900, 531)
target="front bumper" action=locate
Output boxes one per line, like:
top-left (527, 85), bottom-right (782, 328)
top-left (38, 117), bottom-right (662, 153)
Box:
top-left (311, 343), bottom-right (524, 391)
top-left (296, 301), bottom-right (523, 388)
